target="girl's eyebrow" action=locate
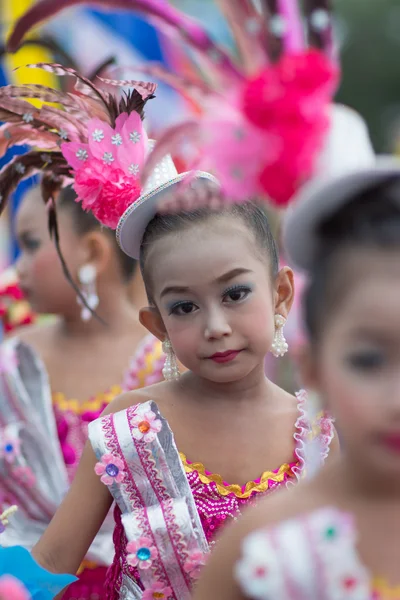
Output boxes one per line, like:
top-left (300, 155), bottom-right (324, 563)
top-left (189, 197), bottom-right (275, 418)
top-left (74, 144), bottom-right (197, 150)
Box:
top-left (160, 268), bottom-right (253, 299)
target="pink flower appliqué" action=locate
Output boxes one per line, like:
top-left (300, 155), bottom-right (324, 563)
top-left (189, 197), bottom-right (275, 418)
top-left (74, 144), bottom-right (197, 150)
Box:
top-left (0, 576), bottom-right (30, 600)
top-left (184, 550), bottom-right (207, 580)
top-left (1, 436), bottom-right (20, 464)
top-left (142, 582), bottom-right (172, 600)
top-left (131, 411), bottom-right (162, 443)
top-left (94, 453), bottom-right (124, 486)
top-left (126, 537), bottom-right (158, 570)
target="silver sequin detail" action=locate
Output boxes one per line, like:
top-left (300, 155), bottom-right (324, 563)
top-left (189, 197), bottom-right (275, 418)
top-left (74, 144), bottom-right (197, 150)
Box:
top-left (14, 163), bottom-right (26, 174)
top-left (58, 129), bottom-right (68, 140)
top-left (22, 112), bottom-right (34, 123)
top-left (92, 129), bottom-right (104, 142)
top-left (129, 131), bottom-right (141, 143)
top-left (269, 15), bottom-right (287, 37)
top-left (112, 133), bottom-right (122, 146)
top-left (310, 9), bottom-right (330, 32)
top-left (41, 153), bottom-right (52, 163)
top-left (3, 131), bottom-right (11, 140)
top-left (76, 148), bottom-right (88, 161)
top-left (102, 152), bottom-right (114, 165)
top-left (128, 163), bottom-right (139, 176)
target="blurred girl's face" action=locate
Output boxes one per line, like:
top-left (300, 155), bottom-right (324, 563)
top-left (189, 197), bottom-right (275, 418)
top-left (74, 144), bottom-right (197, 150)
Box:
top-left (15, 189), bottom-right (84, 316)
top-left (310, 250), bottom-right (400, 479)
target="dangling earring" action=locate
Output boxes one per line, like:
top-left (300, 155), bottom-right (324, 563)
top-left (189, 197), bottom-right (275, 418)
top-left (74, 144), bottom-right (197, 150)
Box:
top-left (271, 314), bottom-right (288, 358)
top-left (162, 339), bottom-right (180, 381)
top-left (77, 264), bottom-right (99, 322)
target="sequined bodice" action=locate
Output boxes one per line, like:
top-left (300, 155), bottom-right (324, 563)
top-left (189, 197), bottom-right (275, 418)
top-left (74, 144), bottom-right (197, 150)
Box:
top-left (53, 386), bottom-right (122, 482)
top-left (182, 458), bottom-right (298, 544)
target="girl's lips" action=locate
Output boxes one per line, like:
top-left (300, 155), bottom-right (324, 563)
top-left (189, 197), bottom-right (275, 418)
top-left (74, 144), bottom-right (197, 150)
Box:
top-left (209, 350), bottom-right (242, 363)
top-left (381, 432), bottom-right (400, 454)
top-left (380, 433), bottom-right (400, 454)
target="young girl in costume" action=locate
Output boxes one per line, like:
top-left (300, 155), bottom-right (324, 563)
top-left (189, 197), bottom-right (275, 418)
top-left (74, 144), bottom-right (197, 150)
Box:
top-left (9, 172), bottom-right (338, 600)
top-left (0, 3), bottom-right (341, 598)
top-left (192, 112), bottom-right (400, 600)
top-left (0, 101), bottom-right (165, 600)
top-left (0, 75), bottom-right (342, 600)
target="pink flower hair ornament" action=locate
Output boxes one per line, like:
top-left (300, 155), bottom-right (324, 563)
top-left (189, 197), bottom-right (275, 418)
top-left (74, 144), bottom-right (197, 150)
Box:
top-left (7, 0), bottom-right (340, 211)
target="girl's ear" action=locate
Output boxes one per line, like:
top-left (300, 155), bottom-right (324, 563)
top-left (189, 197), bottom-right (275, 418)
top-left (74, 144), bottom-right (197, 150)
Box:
top-left (273, 266), bottom-right (295, 318)
top-left (139, 306), bottom-right (167, 341)
top-left (77, 230), bottom-right (113, 279)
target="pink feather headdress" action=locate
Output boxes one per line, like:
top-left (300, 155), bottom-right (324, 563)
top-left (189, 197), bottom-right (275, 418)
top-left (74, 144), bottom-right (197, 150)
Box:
top-left (8, 0), bottom-right (340, 209)
top-left (0, 63), bottom-right (156, 229)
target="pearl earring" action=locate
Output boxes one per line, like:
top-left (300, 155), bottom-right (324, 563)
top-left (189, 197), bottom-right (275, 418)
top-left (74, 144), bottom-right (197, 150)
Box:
top-left (77, 264), bottom-right (99, 321)
top-left (162, 339), bottom-right (180, 381)
top-left (271, 314), bottom-right (288, 358)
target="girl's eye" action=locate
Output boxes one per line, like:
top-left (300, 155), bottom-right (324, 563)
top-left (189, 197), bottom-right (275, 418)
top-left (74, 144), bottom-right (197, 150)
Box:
top-left (223, 285), bottom-right (252, 304)
top-left (19, 237), bottom-right (40, 252)
top-left (345, 351), bottom-right (385, 372)
top-left (169, 301), bottom-right (198, 316)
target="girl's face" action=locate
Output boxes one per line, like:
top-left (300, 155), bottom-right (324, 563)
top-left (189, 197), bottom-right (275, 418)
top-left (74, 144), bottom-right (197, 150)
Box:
top-left (309, 250), bottom-right (400, 478)
top-left (15, 189), bottom-right (85, 316)
top-left (143, 216), bottom-right (293, 384)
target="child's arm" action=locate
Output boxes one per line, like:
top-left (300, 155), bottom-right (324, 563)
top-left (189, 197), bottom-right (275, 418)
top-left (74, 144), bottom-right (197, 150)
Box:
top-left (193, 509), bottom-right (258, 600)
top-left (32, 440), bottom-right (113, 574)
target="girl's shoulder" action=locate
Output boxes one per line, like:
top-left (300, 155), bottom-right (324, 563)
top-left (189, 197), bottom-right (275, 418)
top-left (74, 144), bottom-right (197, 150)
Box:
top-left (101, 379), bottom-right (173, 417)
top-left (5, 320), bottom-right (57, 357)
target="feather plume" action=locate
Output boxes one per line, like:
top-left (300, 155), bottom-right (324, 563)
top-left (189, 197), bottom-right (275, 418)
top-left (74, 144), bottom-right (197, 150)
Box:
top-left (215, 0), bottom-right (269, 74)
top-left (96, 77), bottom-right (157, 100)
top-left (105, 64), bottom-right (214, 109)
top-left (7, 0), bottom-right (241, 83)
top-left (22, 63), bottom-right (110, 107)
top-left (88, 56), bottom-right (116, 82)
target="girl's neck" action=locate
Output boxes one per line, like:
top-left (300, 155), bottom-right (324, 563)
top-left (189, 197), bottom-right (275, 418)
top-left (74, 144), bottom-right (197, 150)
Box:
top-left (59, 288), bottom-right (140, 338)
top-left (178, 362), bottom-right (276, 409)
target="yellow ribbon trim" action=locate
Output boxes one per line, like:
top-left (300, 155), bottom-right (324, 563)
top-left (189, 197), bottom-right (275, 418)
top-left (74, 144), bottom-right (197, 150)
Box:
top-left (77, 559), bottom-right (103, 576)
top-left (52, 385), bottom-right (122, 415)
top-left (180, 453), bottom-right (296, 499)
top-left (373, 578), bottom-right (400, 599)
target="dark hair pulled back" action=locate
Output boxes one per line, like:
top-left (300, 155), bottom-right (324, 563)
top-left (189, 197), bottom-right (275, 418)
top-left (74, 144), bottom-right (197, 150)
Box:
top-left (139, 202), bottom-right (279, 304)
top-left (303, 177), bottom-right (400, 343)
